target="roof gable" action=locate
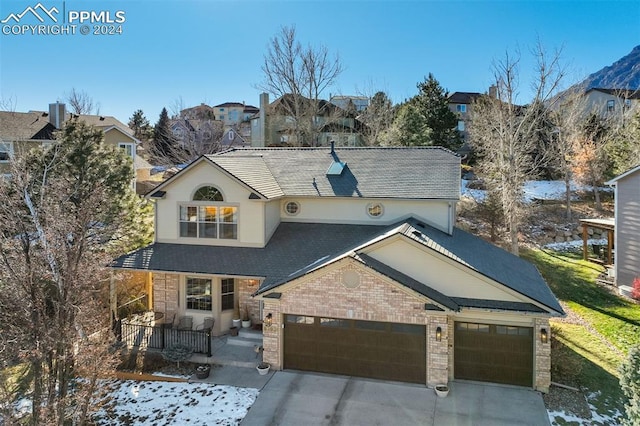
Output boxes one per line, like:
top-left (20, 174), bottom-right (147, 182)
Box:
top-left (606, 164), bottom-right (640, 184)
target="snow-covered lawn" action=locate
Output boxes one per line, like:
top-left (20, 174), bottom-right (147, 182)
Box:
top-left (548, 391), bottom-right (623, 425)
top-left (93, 379), bottom-right (259, 425)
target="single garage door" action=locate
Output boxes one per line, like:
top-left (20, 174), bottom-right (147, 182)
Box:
top-left (454, 321), bottom-right (533, 387)
top-left (284, 315), bottom-right (426, 384)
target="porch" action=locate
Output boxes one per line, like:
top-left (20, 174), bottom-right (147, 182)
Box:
top-left (118, 314), bottom-right (264, 367)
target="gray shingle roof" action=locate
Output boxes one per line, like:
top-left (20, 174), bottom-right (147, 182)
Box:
top-left (112, 222), bottom-right (387, 288)
top-left (206, 147), bottom-right (460, 200)
top-left (113, 218), bottom-right (564, 316)
top-left (0, 111), bottom-right (56, 140)
top-left (205, 156), bottom-right (283, 199)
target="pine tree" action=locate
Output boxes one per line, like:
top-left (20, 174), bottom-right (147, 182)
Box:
top-left (153, 107), bottom-right (175, 162)
top-left (413, 73), bottom-right (461, 150)
top-left (128, 109), bottom-right (152, 142)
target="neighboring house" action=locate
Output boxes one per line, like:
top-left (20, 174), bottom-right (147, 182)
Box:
top-left (582, 88), bottom-right (639, 118)
top-left (220, 128), bottom-right (248, 149)
top-left (330, 95), bottom-right (370, 112)
top-left (0, 103), bottom-right (140, 181)
top-left (213, 102), bottom-right (260, 127)
top-left (170, 117), bottom-right (224, 154)
top-left (0, 110), bottom-right (56, 175)
top-left (447, 91), bottom-right (483, 157)
top-left (250, 93), bottom-right (368, 147)
top-left (606, 165), bottom-right (640, 296)
top-left (113, 145), bottom-right (563, 392)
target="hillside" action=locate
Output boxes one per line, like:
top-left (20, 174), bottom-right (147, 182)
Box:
top-left (579, 44), bottom-right (640, 89)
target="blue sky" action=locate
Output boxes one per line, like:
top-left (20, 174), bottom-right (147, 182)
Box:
top-left (1, 0), bottom-right (639, 124)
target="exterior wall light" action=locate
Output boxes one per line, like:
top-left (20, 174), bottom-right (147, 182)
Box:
top-left (264, 313), bottom-right (273, 328)
top-left (436, 326), bottom-right (442, 342)
top-left (540, 328), bottom-right (548, 344)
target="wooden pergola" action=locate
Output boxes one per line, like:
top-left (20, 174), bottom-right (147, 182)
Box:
top-left (579, 218), bottom-right (615, 265)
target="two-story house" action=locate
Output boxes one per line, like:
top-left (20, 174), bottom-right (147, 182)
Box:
top-left (250, 93), bottom-right (367, 147)
top-left (447, 91), bottom-right (484, 158)
top-left (113, 145), bottom-right (563, 391)
top-left (0, 103), bottom-right (140, 180)
top-left (582, 88), bottom-right (639, 118)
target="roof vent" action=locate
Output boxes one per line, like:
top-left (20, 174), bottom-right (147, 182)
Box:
top-left (412, 230), bottom-right (422, 238)
top-left (416, 222), bottom-right (426, 228)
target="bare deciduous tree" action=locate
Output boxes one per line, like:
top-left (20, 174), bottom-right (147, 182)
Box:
top-left (259, 25), bottom-right (343, 146)
top-left (470, 42), bottom-right (565, 255)
top-left (66, 88), bottom-right (99, 115)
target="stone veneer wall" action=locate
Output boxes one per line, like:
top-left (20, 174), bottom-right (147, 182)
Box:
top-left (534, 318), bottom-right (551, 393)
top-left (261, 262), bottom-right (446, 387)
top-left (237, 279), bottom-right (261, 324)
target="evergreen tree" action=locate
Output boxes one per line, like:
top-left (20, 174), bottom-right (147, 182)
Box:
top-left (128, 109), bottom-right (152, 141)
top-left (413, 73), bottom-right (461, 150)
top-left (153, 107), bottom-right (175, 162)
top-left (391, 74), bottom-right (461, 150)
top-left (0, 120), bottom-right (145, 424)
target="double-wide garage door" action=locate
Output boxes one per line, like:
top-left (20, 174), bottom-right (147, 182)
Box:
top-left (454, 321), bottom-right (533, 387)
top-left (283, 315), bottom-right (426, 384)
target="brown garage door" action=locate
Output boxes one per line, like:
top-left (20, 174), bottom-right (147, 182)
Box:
top-left (454, 321), bottom-right (533, 387)
top-left (283, 315), bottom-right (426, 384)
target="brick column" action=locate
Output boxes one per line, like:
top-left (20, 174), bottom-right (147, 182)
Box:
top-left (534, 318), bottom-right (551, 393)
top-left (427, 316), bottom-right (449, 387)
top-left (262, 300), bottom-right (281, 369)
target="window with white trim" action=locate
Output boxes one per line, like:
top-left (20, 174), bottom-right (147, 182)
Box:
top-left (284, 201), bottom-right (300, 215)
top-left (186, 277), bottom-right (212, 311)
top-left (457, 120), bottom-right (465, 131)
top-left (607, 100), bottom-right (615, 112)
top-left (456, 104), bottom-right (467, 113)
top-left (0, 142), bottom-right (13, 162)
top-left (118, 142), bottom-right (135, 160)
top-left (179, 186), bottom-right (238, 239)
top-left (221, 278), bottom-right (234, 311)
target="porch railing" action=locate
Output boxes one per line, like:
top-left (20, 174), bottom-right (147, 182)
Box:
top-left (119, 320), bottom-right (212, 356)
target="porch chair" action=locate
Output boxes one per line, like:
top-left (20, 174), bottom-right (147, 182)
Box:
top-left (162, 312), bottom-right (176, 329)
top-left (177, 316), bottom-right (193, 331)
top-left (196, 317), bottom-right (215, 333)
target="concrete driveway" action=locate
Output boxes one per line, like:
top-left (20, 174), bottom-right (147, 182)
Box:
top-left (241, 371), bottom-right (550, 426)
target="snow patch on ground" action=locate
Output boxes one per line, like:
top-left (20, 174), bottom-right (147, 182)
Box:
top-left (94, 380), bottom-right (259, 425)
top-left (462, 180), bottom-right (612, 203)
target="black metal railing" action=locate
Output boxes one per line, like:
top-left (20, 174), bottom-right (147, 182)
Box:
top-left (120, 320), bottom-right (212, 356)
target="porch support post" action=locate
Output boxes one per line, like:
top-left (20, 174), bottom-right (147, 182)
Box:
top-left (582, 223), bottom-right (588, 261)
top-left (607, 229), bottom-right (614, 265)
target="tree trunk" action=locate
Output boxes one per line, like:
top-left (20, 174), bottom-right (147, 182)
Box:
top-left (564, 175), bottom-right (572, 220)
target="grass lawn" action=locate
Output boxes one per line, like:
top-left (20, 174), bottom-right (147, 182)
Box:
top-left (523, 248), bottom-right (640, 422)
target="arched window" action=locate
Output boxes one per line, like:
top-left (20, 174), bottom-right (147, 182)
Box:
top-left (193, 186), bottom-right (223, 201)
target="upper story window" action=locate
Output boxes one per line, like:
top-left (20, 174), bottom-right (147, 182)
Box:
top-left (456, 104), bottom-right (467, 113)
top-left (367, 203), bottom-right (384, 218)
top-left (0, 142), bottom-right (13, 162)
top-left (193, 186), bottom-right (223, 201)
top-left (180, 186), bottom-right (237, 239)
top-left (118, 142), bottom-right (135, 159)
top-left (284, 201), bottom-right (300, 216)
top-left (607, 100), bottom-right (615, 112)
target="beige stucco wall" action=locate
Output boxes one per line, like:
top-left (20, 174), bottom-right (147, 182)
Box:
top-left (1, 140), bottom-right (51, 174)
top-left (615, 171), bottom-right (640, 288)
top-left (368, 238), bottom-right (524, 302)
top-left (154, 159), bottom-right (266, 247)
top-left (103, 127), bottom-right (136, 147)
top-left (280, 197), bottom-right (454, 232)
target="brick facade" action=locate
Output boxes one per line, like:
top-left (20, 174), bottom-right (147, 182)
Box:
top-left (258, 259), bottom-right (552, 391)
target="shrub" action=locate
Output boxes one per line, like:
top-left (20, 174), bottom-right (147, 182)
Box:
top-left (632, 277), bottom-right (640, 301)
top-left (619, 345), bottom-right (640, 425)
